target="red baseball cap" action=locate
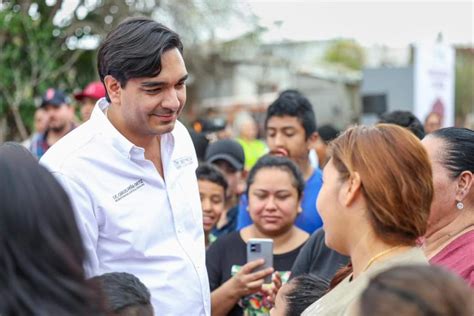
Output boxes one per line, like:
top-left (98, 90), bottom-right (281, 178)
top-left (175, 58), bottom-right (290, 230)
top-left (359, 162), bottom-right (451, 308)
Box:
top-left (74, 81), bottom-right (106, 101)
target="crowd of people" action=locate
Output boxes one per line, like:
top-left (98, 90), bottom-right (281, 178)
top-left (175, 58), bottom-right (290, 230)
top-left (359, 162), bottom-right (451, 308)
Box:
top-left (1, 17), bottom-right (473, 316)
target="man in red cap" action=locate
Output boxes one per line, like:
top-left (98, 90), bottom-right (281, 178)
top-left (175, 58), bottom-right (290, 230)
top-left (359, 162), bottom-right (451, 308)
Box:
top-left (74, 81), bottom-right (106, 122)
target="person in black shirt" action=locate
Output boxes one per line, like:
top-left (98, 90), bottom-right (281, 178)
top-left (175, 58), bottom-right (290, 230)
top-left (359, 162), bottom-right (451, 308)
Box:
top-left (206, 156), bottom-right (309, 316)
top-left (291, 228), bottom-right (349, 282)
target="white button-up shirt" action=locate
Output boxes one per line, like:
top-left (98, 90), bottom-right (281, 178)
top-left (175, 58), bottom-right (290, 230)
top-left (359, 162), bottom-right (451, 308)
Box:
top-left (40, 99), bottom-right (210, 315)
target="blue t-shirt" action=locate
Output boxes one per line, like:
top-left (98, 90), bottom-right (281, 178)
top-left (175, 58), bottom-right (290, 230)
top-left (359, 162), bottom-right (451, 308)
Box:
top-left (237, 168), bottom-right (323, 234)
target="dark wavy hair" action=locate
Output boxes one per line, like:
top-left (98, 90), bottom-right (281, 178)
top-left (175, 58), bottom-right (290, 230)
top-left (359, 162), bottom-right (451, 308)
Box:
top-left (360, 265), bottom-right (474, 316)
top-left (196, 163), bottom-right (228, 193)
top-left (0, 143), bottom-right (102, 315)
top-left (246, 155), bottom-right (305, 199)
top-left (98, 17), bottom-right (183, 102)
top-left (265, 89), bottom-right (317, 139)
top-left (379, 110), bottom-right (425, 140)
top-left (90, 272), bottom-right (153, 315)
top-left (284, 274), bottom-right (329, 315)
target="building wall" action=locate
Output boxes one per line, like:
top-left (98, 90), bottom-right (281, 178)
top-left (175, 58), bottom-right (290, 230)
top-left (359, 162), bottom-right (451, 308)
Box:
top-left (296, 75), bottom-right (358, 129)
top-left (361, 66), bottom-right (414, 113)
top-left (195, 63), bottom-right (236, 100)
top-left (197, 63), bottom-right (359, 128)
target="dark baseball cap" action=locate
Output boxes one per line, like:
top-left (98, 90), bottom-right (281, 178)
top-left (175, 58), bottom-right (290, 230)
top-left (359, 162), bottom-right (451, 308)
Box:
top-left (40, 88), bottom-right (69, 107)
top-left (193, 117), bottom-right (227, 134)
top-left (318, 124), bottom-right (340, 143)
top-left (205, 139), bottom-right (245, 171)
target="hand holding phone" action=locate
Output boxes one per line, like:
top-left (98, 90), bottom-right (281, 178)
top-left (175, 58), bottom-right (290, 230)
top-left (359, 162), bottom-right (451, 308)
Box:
top-left (230, 259), bottom-right (274, 297)
top-left (247, 238), bottom-right (273, 284)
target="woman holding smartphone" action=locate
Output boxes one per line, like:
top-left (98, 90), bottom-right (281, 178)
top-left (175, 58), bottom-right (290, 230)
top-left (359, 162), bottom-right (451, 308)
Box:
top-left (206, 155), bottom-right (310, 316)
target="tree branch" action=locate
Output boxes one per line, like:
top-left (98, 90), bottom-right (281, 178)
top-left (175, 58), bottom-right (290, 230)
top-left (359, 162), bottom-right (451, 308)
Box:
top-left (21, 14), bottom-right (40, 91)
top-left (11, 70), bottom-right (29, 140)
top-left (39, 49), bottom-right (84, 83)
top-left (48, 0), bottom-right (64, 24)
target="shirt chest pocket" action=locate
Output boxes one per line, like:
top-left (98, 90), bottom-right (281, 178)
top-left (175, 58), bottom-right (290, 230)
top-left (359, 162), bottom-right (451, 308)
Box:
top-left (167, 168), bottom-right (202, 232)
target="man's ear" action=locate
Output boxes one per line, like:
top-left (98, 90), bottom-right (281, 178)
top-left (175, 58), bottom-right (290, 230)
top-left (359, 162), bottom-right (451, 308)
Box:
top-left (456, 171), bottom-right (473, 202)
top-left (104, 75), bottom-right (121, 105)
top-left (343, 171), bottom-right (362, 207)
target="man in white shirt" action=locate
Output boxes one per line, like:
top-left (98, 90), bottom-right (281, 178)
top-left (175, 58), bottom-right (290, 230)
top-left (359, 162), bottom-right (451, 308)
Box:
top-left (41, 18), bottom-right (210, 315)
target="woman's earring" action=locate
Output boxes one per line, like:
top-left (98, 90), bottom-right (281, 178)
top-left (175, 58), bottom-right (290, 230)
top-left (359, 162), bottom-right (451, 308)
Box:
top-left (456, 201), bottom-right (464, 210)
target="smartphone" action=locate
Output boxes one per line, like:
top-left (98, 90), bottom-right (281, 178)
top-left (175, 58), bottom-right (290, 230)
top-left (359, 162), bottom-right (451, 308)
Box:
top-left (246, 238), bottom-right (273, 284)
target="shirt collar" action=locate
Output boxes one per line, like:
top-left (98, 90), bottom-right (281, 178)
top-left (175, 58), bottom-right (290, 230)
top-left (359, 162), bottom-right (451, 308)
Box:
top-left (90, 98), bottom-right (177, 160)
top-left (90, 98), bottom-right (137, 159)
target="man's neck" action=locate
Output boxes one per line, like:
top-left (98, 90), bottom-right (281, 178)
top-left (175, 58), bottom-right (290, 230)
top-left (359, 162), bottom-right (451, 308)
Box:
top-left (204, 231), bottom-right (211, 247)
top-left (106, 104), bottom-right (160, 151)
top-left (216, 209), bottom-right (229, 229)
top-left (143, 137), bottom-right (164, 178)
top-left (47, 124), bottom-right (71, 146)
top-left (107, 106), bottom-right (164, 177)
top-left (297, 159), bottom-right (314, 181)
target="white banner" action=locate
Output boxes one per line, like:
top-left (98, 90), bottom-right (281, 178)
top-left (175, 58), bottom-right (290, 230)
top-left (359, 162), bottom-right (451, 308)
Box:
top-left (413, 43), bottom-right (455, 127)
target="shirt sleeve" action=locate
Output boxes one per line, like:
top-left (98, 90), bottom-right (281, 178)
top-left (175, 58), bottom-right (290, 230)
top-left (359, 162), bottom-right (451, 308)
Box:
top-left (236, 194), bottom-right (252, 230)
top-left (52, 172), bottom-right (100, 277)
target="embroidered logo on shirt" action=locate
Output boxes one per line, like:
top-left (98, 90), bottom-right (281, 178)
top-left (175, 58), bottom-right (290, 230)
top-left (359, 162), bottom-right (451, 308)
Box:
top-left (173, 156), bottom-right (193, 169)
top-left (113, 179), bottom-right (145, 202)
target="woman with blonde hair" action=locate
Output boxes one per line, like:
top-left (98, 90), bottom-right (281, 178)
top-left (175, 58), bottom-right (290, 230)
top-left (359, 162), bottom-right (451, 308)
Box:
top-left (302, 124), bottom-right (433, 315)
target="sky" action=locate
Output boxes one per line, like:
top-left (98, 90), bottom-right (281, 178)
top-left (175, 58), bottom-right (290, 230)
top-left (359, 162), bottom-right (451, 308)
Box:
top-left (231, 0), bottom-right (474, 47)
top-left (52, 0), bottom-right (474, 49)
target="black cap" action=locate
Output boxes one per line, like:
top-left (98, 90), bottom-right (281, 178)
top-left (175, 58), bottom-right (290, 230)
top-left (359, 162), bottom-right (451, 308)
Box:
top-left (189, 130), bottom-right (209, 162)
top-left (205, 139), bottom-right (245, 171)
top-left (40, 88), bottom-right (68, 107)
top-left (193, 117), bottom-right (227, 134)
top-left (318, 124), bottom-right (340, 143)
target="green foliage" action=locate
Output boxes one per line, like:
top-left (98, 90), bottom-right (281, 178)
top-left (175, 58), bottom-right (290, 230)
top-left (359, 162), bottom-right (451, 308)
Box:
top-left (0, 1), bottom-right (95, 139)
top-left (324, 39), bottom-right (365, 70)
top-left (0, 0), bottom-right (250, 140)
top-left (1, 7), bottom-right (52, 112)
